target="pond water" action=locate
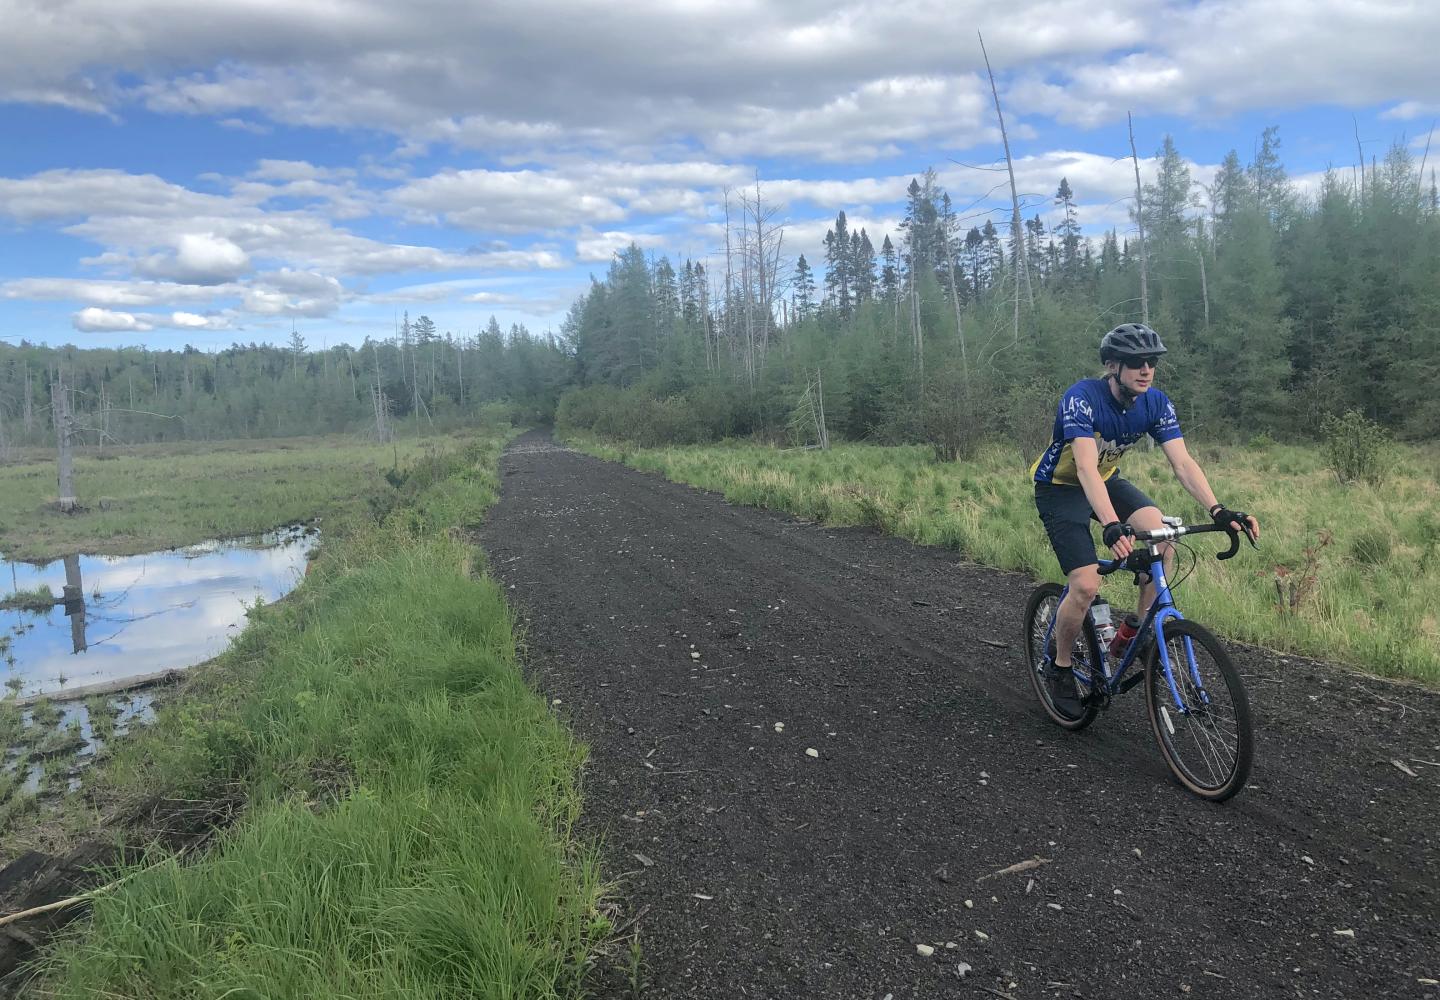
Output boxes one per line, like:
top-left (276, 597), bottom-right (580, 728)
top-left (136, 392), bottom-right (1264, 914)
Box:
top-left (1, 525), bottom-right (316, 700)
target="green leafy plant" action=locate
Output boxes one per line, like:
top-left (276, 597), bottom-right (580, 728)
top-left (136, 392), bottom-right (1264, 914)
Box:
top-left (1322, 410), bottom-right (1392, 486)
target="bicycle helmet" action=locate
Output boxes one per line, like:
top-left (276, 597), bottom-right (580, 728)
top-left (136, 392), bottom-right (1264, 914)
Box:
top-left (1099, 323), bottom-right (1167, 364)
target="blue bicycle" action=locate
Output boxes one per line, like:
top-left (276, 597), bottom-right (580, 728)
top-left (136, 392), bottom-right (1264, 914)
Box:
top-left (1023, 518), bottom-right (1255, 801)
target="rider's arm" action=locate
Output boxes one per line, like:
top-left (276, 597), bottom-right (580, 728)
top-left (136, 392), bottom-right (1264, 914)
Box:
top-left (1071, 436), bottom-right (1121, 525)
top-left (1158, 438), bottom-right (1219, 510)
top-left (1159, 438), bottom-right (1261, 539)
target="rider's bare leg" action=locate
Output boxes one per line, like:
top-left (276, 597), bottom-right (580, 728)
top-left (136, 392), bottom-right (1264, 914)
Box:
top-left (1053, 564), bottom-right (1101, 667)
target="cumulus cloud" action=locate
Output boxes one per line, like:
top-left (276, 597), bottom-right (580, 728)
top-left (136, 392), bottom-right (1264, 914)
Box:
top-left (142, 233), bottom-right (252, 284)
top-left (170, 311), bottom-right (230, 329)
top-left (1, 277), bottom-right (237, 307)
top-left (73, 307), bottom-right (154, 332)
top-left (392, 169), bottom-right (627, 232)
top-left (3, 0), bottom-right (1431, 163)
top-left (575, 229), bottom-right (669, 263)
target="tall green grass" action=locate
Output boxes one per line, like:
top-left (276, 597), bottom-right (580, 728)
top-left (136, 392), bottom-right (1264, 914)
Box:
top-left (35, 434), bottom-right (604, 998)
top-left (568, 433), bottom-right (1440, 685)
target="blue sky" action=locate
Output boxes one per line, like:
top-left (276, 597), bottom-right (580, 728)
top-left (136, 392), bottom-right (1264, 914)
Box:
top-left (0, 0), bottom-right (1435, 351)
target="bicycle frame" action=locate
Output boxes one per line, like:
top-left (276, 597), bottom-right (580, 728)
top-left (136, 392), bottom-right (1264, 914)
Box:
top-left (1043, 550), bottom-right (1206, 713)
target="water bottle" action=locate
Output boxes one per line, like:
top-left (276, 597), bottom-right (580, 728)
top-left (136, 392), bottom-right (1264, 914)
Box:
top-left (1110, 614), bottom-right (1140, 657)
top-left (1090, 597), bottom-right (1117, 647)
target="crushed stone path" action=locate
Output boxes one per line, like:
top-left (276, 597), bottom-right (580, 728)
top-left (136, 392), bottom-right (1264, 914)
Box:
top-left (479, 430), bottom-right (1439, 1000)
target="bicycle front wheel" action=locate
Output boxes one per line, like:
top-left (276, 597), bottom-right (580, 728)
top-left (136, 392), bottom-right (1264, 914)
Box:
top-left (1145, 619), bottom-right (1254, 801)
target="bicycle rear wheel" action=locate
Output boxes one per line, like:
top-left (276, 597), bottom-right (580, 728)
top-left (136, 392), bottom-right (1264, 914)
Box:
top-left (1144, 619), bottom-right (1254, 801)
top-left (1022, 583), bottom-right (1101, 731)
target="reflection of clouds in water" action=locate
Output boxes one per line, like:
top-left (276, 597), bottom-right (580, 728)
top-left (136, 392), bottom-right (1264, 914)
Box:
top-left (1, 528), bottom-right (314, 697)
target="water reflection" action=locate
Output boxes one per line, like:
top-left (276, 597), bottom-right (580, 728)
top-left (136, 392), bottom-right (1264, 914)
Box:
top-left (1, 526), bottom-right (315, 699)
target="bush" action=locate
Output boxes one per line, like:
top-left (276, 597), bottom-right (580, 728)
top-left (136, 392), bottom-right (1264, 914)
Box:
top-left (921, 364), bottom-right (987, 462)
top-left (1322, 410), bottom-right (1392, 485)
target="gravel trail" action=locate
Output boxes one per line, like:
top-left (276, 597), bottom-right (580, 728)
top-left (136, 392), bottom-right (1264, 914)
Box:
top-left (480, 431), bottom-right (1439, 1000)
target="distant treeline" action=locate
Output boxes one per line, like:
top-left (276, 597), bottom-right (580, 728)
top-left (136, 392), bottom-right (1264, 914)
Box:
top-left (0, 317), bottom-right (570, 448)
top-left (558, 128), bottom-right (1440, 450)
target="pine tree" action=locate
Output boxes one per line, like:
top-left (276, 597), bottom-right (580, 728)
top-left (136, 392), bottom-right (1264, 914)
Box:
top-left (880, 235), bottom-right (900, 304)
top-left (854, 230), bottom-right (877, 304)
top-left (824, 211), bottom-right (854, 317)
top-left (793, 254), bottom-right (817, 318)
top-left (1054, 178), bottom-right (1081, 282)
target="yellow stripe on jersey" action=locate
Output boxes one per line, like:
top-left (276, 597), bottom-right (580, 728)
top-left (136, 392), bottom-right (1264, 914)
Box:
top-left (1028, 433), bottom-right (1121, 487)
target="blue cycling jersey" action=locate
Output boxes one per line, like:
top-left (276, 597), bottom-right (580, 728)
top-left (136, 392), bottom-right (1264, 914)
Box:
top-left (1030, 378), bottom-right (1183, 486)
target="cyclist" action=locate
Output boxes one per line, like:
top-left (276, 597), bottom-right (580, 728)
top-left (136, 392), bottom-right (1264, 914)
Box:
top-left (1031, 323), bottom-right (1259, 716)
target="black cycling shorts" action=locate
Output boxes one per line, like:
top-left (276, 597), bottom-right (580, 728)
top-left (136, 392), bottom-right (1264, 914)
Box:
top-left (1034, 477), bottom-right (1158, 575)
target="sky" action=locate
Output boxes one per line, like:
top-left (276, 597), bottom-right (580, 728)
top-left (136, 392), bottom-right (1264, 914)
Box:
top-left (0, 0), bottom-right (1436, 352)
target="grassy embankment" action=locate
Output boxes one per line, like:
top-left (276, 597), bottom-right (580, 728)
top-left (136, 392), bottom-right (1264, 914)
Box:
top-left (10, 432), bottom-right (605, 998)
top-left (0, 436), bottom-right (431, 561)
top-left (566, 433), bottom-right (1440, 685)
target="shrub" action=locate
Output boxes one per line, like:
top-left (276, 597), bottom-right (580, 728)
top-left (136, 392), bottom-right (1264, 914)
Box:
top-left (921, 363), bottom-right (987, 462)
top-left (1322, 410), bottom-right (1392, 486)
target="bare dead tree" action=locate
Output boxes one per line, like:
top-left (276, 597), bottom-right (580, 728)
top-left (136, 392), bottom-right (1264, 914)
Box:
top-left (940, 204), bottom-right (969, 377)
top-left (699, 269), bottom-right (714, 373)
top-left (455, 337), bottom-right (464, 407)
top-left (1418, 121), bottom-right (1434, 195)
top-left (51, 378), bottom-right (78, 512)
top-left (1195, 216), bottom-right (1211, 335)
top-left (1128, 111), bottom-right (1150, 325)
top-left (722, 189), bottom-right (744, 389)
top-left (370, 376), bottom-right (394, 443)
top-left (978, 30), bottom-right (1033, 339)
top-left (1353, 115), bottom-right (1366, 199)
top-left (723, 180), bottom-right (788, 383)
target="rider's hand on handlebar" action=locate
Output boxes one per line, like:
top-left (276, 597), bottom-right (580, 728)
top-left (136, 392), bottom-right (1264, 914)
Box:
top-left (1102, 520), bottom-right (1135, 559)
top-left (1210, 504), bottom-right (1260, 544)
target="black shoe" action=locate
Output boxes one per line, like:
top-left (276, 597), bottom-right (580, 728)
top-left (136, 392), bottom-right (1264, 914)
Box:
top-left (1046, 659), bottom-right (1085, 718)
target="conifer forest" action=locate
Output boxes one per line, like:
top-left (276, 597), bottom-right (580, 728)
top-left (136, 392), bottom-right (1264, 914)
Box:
top-left (3, 129), bottom-right (1436, 454)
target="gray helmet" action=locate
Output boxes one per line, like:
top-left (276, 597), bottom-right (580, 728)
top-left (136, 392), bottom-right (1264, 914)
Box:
top-left (1099, 323), bottom-right (1167, 364)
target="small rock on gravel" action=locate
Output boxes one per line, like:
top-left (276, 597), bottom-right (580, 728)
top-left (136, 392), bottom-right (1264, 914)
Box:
top-left (806, 747), bottom-right (820, 758)
top-left (916, 944), bottom-right (935, 957)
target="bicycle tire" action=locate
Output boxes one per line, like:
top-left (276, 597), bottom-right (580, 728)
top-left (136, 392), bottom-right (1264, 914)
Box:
top-left (1144, 619), bottom-right (1254, 801)
top-left (1022, 583), bottom-right (1101, 731)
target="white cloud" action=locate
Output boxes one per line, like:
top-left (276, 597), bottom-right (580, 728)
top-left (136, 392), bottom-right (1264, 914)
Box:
top-left (1, 277), bottom-right (236, 307)
top-left (73, 307), bottom-right (154, 332)
top-left (392, 169), bottom-right (627, 232)
top-left (575, 229), bottom-right (668, 263)
top-left (0, 0), bottom-right (1434, 163)
top-left (158, 233), bottom-right (252, 284)
top-left (170, 311), bottom-right (229, 329)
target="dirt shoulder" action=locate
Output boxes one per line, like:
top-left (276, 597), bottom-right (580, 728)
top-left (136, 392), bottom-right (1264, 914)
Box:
top-left (481, 431), bottom-right (1439, 1000)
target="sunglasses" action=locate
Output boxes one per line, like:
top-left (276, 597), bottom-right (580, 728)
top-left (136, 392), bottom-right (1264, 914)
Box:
top-left (1121, 356), bottom-right (1162, 370)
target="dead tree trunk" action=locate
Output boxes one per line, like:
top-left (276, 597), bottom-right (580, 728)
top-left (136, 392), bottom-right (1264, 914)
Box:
top-left (815, 368), bottom-right (829, 450)
top-left (51, 380), bottom-right (78, 512)
top-left (1196, 219), bottom-right (1211, 334)
top-left (1128, 111), bottom-right (1150, 325)
top-left (946, 254), bottom-right (968, 378)
top-left (63, 554), bottom-right (87, 654)
top-left (979, 30), bottom-right (1033, 337)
